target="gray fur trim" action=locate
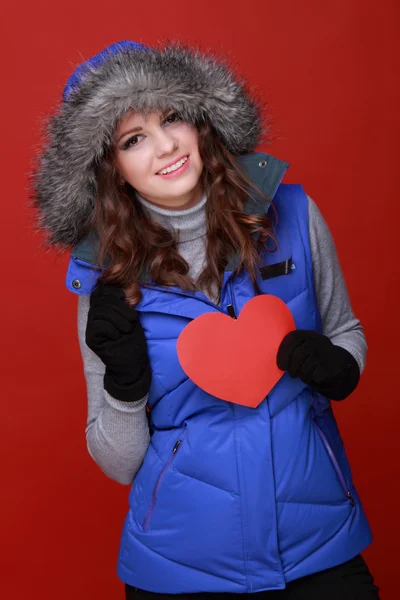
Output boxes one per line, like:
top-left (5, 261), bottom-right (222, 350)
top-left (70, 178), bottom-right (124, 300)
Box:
top-left (31, 42), bottom-right (266, 248)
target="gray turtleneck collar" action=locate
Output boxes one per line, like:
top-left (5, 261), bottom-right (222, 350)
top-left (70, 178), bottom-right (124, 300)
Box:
top-left (136, 193), bottom-right (207, 243)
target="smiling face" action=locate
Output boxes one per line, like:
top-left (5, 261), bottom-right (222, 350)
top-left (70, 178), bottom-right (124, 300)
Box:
top-left (113, 110), bottom-right (204, 210)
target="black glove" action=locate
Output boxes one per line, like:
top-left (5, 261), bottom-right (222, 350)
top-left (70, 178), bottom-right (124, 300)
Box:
top-left (85, 282), bottom-right (151, 402)
top-left (276, 330), bottom-right (360, 400)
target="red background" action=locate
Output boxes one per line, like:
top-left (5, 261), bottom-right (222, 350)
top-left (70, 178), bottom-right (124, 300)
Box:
top-left (2, 1), bottom-right (398, 598)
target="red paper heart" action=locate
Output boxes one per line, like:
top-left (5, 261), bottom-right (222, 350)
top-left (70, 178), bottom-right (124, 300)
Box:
top-left (177, 294), bottom-right (295, 408)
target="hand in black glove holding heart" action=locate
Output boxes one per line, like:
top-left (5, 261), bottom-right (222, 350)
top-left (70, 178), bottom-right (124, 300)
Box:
top-left (85, 282), bottom-right (151, 402)
top-left (276, 330), bottom-right (360, 400)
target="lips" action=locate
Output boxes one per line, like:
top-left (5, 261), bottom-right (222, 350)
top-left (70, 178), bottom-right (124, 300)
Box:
top-left (156, 155), bottom-right (188, 174)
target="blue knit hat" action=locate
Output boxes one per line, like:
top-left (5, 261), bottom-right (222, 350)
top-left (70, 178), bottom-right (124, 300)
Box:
top-left (63, 40), bottom-right (149, 101)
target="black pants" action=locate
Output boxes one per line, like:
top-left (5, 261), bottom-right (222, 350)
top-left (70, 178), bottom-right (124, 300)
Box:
top-left (125, 554), bottom-right (379, 599)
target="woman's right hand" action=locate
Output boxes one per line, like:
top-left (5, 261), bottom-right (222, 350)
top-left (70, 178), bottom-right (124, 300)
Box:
top-left (85, 282), bottom-right (152, 402)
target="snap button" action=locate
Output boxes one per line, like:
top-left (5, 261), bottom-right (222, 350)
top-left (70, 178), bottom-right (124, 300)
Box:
top-left (72, 279), bottom-right (82, 289)
top-left (258, 160), bottom-right (267, 169)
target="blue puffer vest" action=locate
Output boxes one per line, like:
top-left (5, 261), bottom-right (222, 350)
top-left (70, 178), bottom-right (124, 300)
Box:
top-left (67, 152), bottom-right (372, 593)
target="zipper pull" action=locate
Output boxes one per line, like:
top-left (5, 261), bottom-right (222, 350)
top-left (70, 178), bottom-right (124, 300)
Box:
top-left (173, 439), bottom-right (182, 453)
top-left (347, 491), bottom-right (355, 507)
top-left (227, 304), bottom-right (236, 319)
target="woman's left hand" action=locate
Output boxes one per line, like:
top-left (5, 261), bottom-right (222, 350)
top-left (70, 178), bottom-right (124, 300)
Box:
top-left (276, 330), bottom-right (360, 400)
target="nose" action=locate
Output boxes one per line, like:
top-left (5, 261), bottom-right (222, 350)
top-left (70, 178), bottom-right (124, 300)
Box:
top-left (154, 128), bottom-right (178, 157)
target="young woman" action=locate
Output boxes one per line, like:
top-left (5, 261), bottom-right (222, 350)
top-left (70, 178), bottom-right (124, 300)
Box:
top-left (32, 40), bottom-right (380, 599)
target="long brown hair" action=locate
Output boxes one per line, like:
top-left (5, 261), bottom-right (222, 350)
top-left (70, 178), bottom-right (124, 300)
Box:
top-left (92, 120), bottom-right (277, 306)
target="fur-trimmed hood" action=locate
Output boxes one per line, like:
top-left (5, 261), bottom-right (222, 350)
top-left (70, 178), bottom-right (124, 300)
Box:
top-left (31, 41), bottom-right (266, 248)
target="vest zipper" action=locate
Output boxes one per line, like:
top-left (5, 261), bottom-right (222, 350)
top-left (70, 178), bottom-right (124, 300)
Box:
top-left (313, 421), bottom-right (355, 507)
top-left (227, 280), bottom-right (237, 319)
top-left (143, 438), bottom-right (183, 532)
top-left (227, 304), bottom-right (236, 319)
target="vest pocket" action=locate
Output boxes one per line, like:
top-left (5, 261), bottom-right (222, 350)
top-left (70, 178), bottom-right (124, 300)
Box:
top-left (142, 438), bottom-right (184, 532)
top-left (313, 421), bottom-right (355, 508)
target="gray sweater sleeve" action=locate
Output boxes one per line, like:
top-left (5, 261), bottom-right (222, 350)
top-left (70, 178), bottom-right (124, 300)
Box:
top-left (77, 193), bottom-right (366, 485)
top-left (307, 195), bottom-right (367, 373)
top-left (77, 295), bottom-right (150, 485)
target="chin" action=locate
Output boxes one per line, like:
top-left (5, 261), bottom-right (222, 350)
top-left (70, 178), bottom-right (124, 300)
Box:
top-left (159, 177), bottom-right (200, 195)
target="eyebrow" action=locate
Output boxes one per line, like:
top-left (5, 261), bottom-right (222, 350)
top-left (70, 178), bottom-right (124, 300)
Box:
top-left (116, 109), bottom-right (172, 144)
top-left (116, 126), bottom-right (143, 144)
